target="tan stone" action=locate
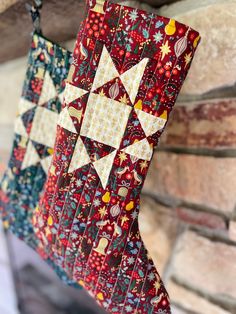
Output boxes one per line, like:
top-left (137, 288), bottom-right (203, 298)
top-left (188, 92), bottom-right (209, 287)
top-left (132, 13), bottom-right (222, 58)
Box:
top-left (139, 196), bottom-right (179, 275)
top-left (168, 280), bottom-right (231, 314)
top-left (0, 0), bottom-right (86, 63)
top-left (0, 0), bottom-right (18, 13)
top-left (0, 57), bottom-right (26, 126)
top-left (144, 152), bottom-right (236, 215)
top-left (160, 99), bottom-right (236, 149)
top-left (170, 231), bottom-right (236, 299)
top-left (229, 221), bottom-right (236, 243)
top-left (159, 0), bottom-right (236, 95)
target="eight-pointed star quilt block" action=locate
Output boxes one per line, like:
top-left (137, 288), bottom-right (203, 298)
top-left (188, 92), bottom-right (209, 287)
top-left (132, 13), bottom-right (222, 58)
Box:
top-left (58, 41), bottom-right (165, 190)
top-left (0, 32), bottom-right (71, 247)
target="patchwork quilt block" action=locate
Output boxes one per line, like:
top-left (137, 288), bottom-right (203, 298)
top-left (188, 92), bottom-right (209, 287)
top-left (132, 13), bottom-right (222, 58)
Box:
top-left (0, 33), bottom-right (81, 287)
top-left (34, 1), bottom-right (201, 312)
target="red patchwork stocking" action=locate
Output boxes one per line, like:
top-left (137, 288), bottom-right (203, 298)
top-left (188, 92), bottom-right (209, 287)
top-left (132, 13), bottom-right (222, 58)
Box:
top-left (34, 1), bottom-right (200, 313)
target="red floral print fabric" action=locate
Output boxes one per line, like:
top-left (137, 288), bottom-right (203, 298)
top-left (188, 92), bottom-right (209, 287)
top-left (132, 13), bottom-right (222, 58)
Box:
top-left (34, 1), bottom-right (200, 313)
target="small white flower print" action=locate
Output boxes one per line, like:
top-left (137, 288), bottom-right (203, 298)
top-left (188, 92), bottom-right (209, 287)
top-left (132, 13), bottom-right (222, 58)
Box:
top-left (127, 257), bottom-right (135, 265)
top-left (94, 198), bottom-right (101, 207)
top-left (154, 31), bottom-right (163, 43)
top-left (129, 9), bottom-right (138, 22)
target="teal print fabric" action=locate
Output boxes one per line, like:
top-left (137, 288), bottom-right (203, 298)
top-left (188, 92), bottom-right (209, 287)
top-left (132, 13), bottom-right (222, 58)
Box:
top-left (0, 33), bottom-right (81, 288)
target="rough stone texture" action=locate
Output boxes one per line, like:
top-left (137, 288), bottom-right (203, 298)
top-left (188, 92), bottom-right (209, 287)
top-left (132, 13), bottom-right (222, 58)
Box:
top-left (159, 0), bottom-right (236, 95)
top-left (139, 196), bottom-right (179, 275)
top-left (167, 280), bottom-right (231, 314)
top-left (0, 0), bottom-right (86, 63)
top-left (144, 151), bottom-right (236, 215)
top-left (171, 231), bottom-right (236, 302)
top-left (160, 99), bottom-right (236, 149)
top-left (175, 207), bottom-right (226, 230)
top-left (0, 0), bottom-right (17, 13)
top-left (229, 221), bottom-right (236, 243)
top-left (0, 57), bottom-right (25, 125)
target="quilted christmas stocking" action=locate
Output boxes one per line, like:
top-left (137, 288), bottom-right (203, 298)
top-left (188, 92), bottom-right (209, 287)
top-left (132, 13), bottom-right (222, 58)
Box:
top-left (34, 0), bottom-right (200, 312)
top-left (0, 0), bottom-right (83, 287)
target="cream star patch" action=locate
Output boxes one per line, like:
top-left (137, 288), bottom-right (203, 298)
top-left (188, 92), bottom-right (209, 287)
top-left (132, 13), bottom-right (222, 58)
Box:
top-left (68, 137), bottom-right (91, 173)
top-left (122, 139), bottom-right (153, 161)
top-left (92, 46), bottom-right (120, 92)
top-left (14, 116), bottom-right (28, 137)
top-left (58, 107), bottom-right (78, 133)
top-left (21, 141), bottom-right (41, 170)
top-left (80, 93), bottom-right (132, 149)
top-left (135, 109), bottom-right (167, 137)
top-left (29, 106), bottom-right (58, 148)
top-left (20, 105), bottom-right (58, 171)
top-left (120, 58), bottom-right (149, 104)
top-left (64, 82), bottom-right (88, 105)
top-left (18, 98), bottom-right (35, 115)
top-left (38, 71), bottom-right (57, 105)
top-left (15, 70), bottom-right (64, 172)
top-left (68, 136), bottom-right (117, 189)
top-left (91, 45), bottom-right (149, 105)
top-left (93, 150), bottom-right (117, 189)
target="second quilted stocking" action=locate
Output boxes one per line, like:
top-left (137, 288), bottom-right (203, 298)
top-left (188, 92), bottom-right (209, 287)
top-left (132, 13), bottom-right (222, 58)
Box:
top-left (34, 1), bottom-right (200, 313)
top-left (0, 0), bottom-right (85, 288)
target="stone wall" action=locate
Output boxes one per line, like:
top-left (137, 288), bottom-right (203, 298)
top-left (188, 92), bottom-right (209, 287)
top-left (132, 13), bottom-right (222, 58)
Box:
top-left (140, 0), bottom-right (236, 313)
top-left (0, 0), bottom-right (236, 313)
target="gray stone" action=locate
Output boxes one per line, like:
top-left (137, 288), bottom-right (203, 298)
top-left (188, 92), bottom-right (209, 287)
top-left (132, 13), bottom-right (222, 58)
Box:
top-left (139, 196), bottom-right (180, 276)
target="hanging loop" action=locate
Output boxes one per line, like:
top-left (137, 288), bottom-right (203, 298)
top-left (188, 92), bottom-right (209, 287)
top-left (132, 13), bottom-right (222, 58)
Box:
top-left (25, 0), bottom-right (43, 34)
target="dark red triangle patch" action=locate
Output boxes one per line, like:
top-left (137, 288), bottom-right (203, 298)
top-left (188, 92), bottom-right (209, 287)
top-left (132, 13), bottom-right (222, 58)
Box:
top-left (80, 136), bottom-right (116, 163)
top-left (92, 77), bottom-right (132, 106)
top-left (119, 109), bottom-right (146, 150)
